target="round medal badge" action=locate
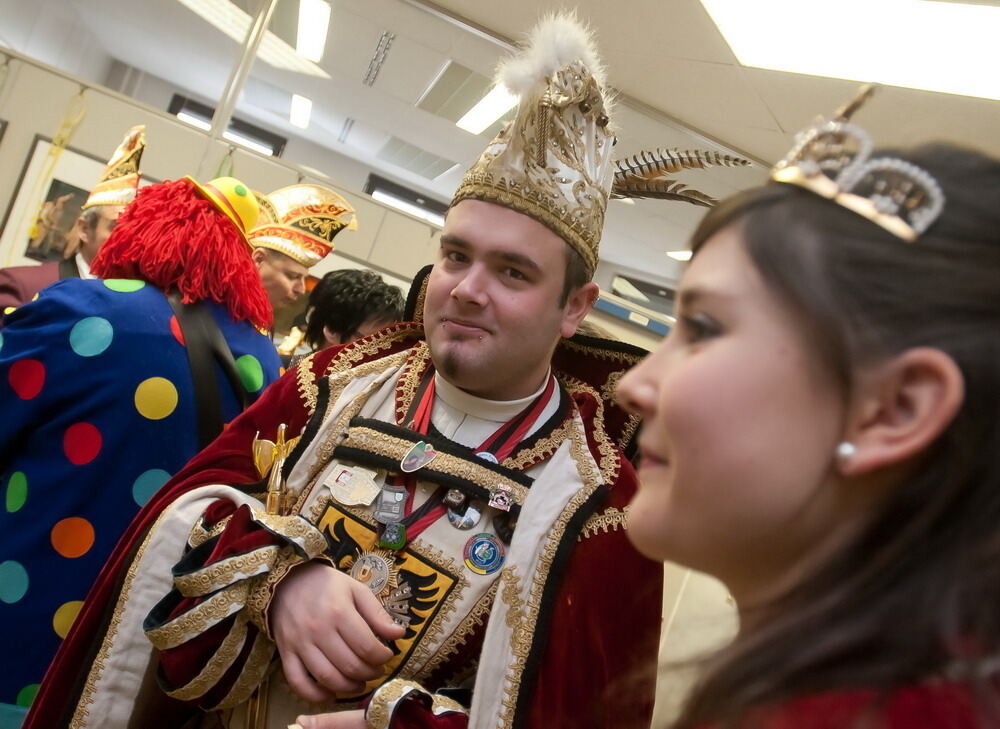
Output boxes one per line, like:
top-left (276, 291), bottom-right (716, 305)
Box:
top-left (448, 500), bottom-right (483, 530)
top-left (463, 532), bottom-right (505, 575)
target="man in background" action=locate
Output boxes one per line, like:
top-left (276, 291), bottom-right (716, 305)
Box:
top-left (250, 184), bottom-right (358, 317)
top-left (0, 126), bottom-right (145, 311)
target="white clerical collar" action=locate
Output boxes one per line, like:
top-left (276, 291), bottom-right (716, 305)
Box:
top-left (434, 369), bottom-right (552, 423)
top-left (76, 253), bottom-right (94, 279)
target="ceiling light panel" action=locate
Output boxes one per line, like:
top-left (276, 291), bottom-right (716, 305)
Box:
top-left (377, 137), bottom-right (457, 179)
top-left (701, 0), bottom-right (1000, 100)
top-left (175, 0), bottom-right (330, 78)
top-left (296, 0), bottom-right (331, 63)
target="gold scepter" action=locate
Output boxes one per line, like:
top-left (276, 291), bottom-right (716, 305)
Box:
top-left (252, 424), bottom-right (300, 515)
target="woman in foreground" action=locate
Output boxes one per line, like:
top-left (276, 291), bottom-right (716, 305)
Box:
top-left (617, 89), bottom-right (1000, 728)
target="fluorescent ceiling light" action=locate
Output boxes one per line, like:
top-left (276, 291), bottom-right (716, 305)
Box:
top-left (666, 250), bottom-right (693, 261)
top-left (290, 94), bottom-right (312, 129)
top-left (176, 0), bottom-right (330, 78)
top-left (456, 85), bottom-right (518, 134)
top-left (372, 189), bottom-right (445, 227)
top-left (176, 110), bottom-right (212, 131)
top-left (296, 0), bottom-right (330, 63)
top-left (223, 129), bottom-right (274, 156)
top-left (700, 0), bottom-right (1000, 100)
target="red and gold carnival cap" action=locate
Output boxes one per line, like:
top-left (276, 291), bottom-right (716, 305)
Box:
top-left (184, 176), bottom-right (259, 244)
top-left (249, 184), bottom-right (358, 267)
top-left (82, 125), bottom-right (146, 209)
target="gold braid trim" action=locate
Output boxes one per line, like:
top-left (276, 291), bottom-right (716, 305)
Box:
top-left (431, 693), bottom-right (467, 715)
top-left (325, 325), bottom-right (424, 378)
top-left (339, 425), bottom-right (530, 505)
top-left (174, 545), bottom-right (281, 598)
top-left (578, 506), bottom-right (629, 541)
top-left (164, 613), bottom-right (250, 701)
top-left (414, 579), bottom-right (497, 685)
top-left (250, 507), bottom-right (329, 558)
top-left (188, 513), bottom-right (233, 548)
top-left (245, 546), bottom-right (303, 640)
top-left (296, 351), bottom-right (320, 413)
top-left (393, 342), bottom-right (432, 424)
top-left (209, 630), bottom-right (277, 710)
top-left (365, 679), bottom-right (427, 729)
top-left (145, 580), bottom-right (251, 651)
top-left (560, 375), bottom-right (621, 486)
top-left (558, 337), bottom-right (646, 365)
top-left (71, 507), bottom-right (170, 728)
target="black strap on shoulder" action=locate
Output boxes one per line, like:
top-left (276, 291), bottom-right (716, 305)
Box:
top-left (167, 293), bottom-right (249, 449)
top-left (58, 256), bottom-right (81, 280)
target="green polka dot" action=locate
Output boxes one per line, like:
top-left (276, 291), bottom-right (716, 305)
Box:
top-left (132, 469), bottom-right (171, 507)
top-left (235, 184), bottom-right (247, 196)
top-left (102, 279), bottom-right (146, 293)
top-left (69, 317), bottom-right (114, 357)
top-left (0, 560), bottom-right (28, 603)
top-left (6, 471), bottom-right (27, 512)
top-left (236, 354), bottom-right (264, 393)
top-left (15, 683), bottom-right (39, 707)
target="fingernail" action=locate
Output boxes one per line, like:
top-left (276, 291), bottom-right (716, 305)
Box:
top-left (289, 724), bottom-right (304, 729)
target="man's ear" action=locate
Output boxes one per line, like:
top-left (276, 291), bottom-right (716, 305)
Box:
top-left (838, 347), bottom-right (964, 477)
top-left (251, 247), bottom-right (267, 268)
top-left (74, 215), bottom-right (91, 244)
top-left (560, 281), bottom-right (599, 339)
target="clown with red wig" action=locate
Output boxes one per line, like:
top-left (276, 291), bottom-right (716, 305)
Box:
top-left (0, 168), bottom-right (280, 720)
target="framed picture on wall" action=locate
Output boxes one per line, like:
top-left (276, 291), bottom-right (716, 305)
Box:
top-left (0, 134), bottom-right (155, 268)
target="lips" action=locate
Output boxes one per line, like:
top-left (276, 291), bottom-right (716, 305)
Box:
top-left (441, 317), bottom-right (490, 336)
top-left (638, 444), bottom-right (669, 469)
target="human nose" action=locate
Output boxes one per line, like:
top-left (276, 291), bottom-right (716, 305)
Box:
top-left (616, 349), bottom-right (662, 416)
top-left (449, 265), bottom-right (488, 307)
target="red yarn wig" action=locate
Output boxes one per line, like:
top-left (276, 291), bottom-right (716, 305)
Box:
top-left (91, 178), bottom-right (272, 330)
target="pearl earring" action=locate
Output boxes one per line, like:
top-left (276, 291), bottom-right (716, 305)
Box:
top-left (835, 441), bottom-right (856, 462)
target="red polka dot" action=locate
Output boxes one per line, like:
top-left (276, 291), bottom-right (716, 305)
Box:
top-left (8, 359), bottom-right (45, 399)
top-left (169, 316), bottom-right (185, 346)
top-left (51, 517), bottom-right (95, 558)
top-left (63, 423), bottom-right (102, 465)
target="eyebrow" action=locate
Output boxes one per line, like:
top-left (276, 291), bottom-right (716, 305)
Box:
top-left (439, 235), bottom-right (543, 274)
top-left (677, 286), bottom-right (729, 310)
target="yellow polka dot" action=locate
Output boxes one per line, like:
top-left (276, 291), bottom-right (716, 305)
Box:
top-left (53, 600), bottom-right (84, 638)
top-left (134, 377), bottom-right (178, 420)
top-left (3, 306), bottom-right (16, 315)
top-left (31, 293), bottom-right (39, 302)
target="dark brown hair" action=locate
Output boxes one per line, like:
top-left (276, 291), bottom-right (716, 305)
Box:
top-left (672, 143), bottom-right (1000, 727)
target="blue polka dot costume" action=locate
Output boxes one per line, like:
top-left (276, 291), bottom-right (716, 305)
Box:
top-left (0, 278), bottom-right (280, 711)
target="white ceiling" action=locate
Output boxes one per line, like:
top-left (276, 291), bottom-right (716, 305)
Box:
top-left (57, 0), bottom-right (1000, 285)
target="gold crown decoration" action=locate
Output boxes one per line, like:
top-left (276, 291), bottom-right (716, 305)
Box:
top-left (249, 184), bottom-right (358, 267)
top-left (451, 13), bottom-right (615, 276)
top-left (612, 149), bottom-right (751, 207)
top-left (82, 125), bottom-right (146, 209)
top-left (771, 84), bottom-right (945, 242)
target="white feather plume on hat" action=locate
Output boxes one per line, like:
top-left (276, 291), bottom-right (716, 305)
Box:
top-left (498, 12), bottom-right (609, 106)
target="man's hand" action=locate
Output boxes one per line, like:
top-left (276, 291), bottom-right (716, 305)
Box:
top-left (271, 561), bottom-right (405, 702)
top-left (291, 708), bottom-right (366, 729)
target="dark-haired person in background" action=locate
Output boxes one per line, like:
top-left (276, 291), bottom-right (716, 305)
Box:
top-left (304, 268), bottom-right (404, 349)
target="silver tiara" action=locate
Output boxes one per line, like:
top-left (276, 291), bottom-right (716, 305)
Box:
top-left (771, 85), bottom-right (945, 242)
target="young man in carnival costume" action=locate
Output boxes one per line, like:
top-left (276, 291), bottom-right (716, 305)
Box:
top-left (0, 173), bottom-right (282, 723)
top-left (0, 125), bottom-right (146, 311)
top-left (250, 185), bottom-right (359, 317)
top-left (22, 15), bottom-right (689, 729)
